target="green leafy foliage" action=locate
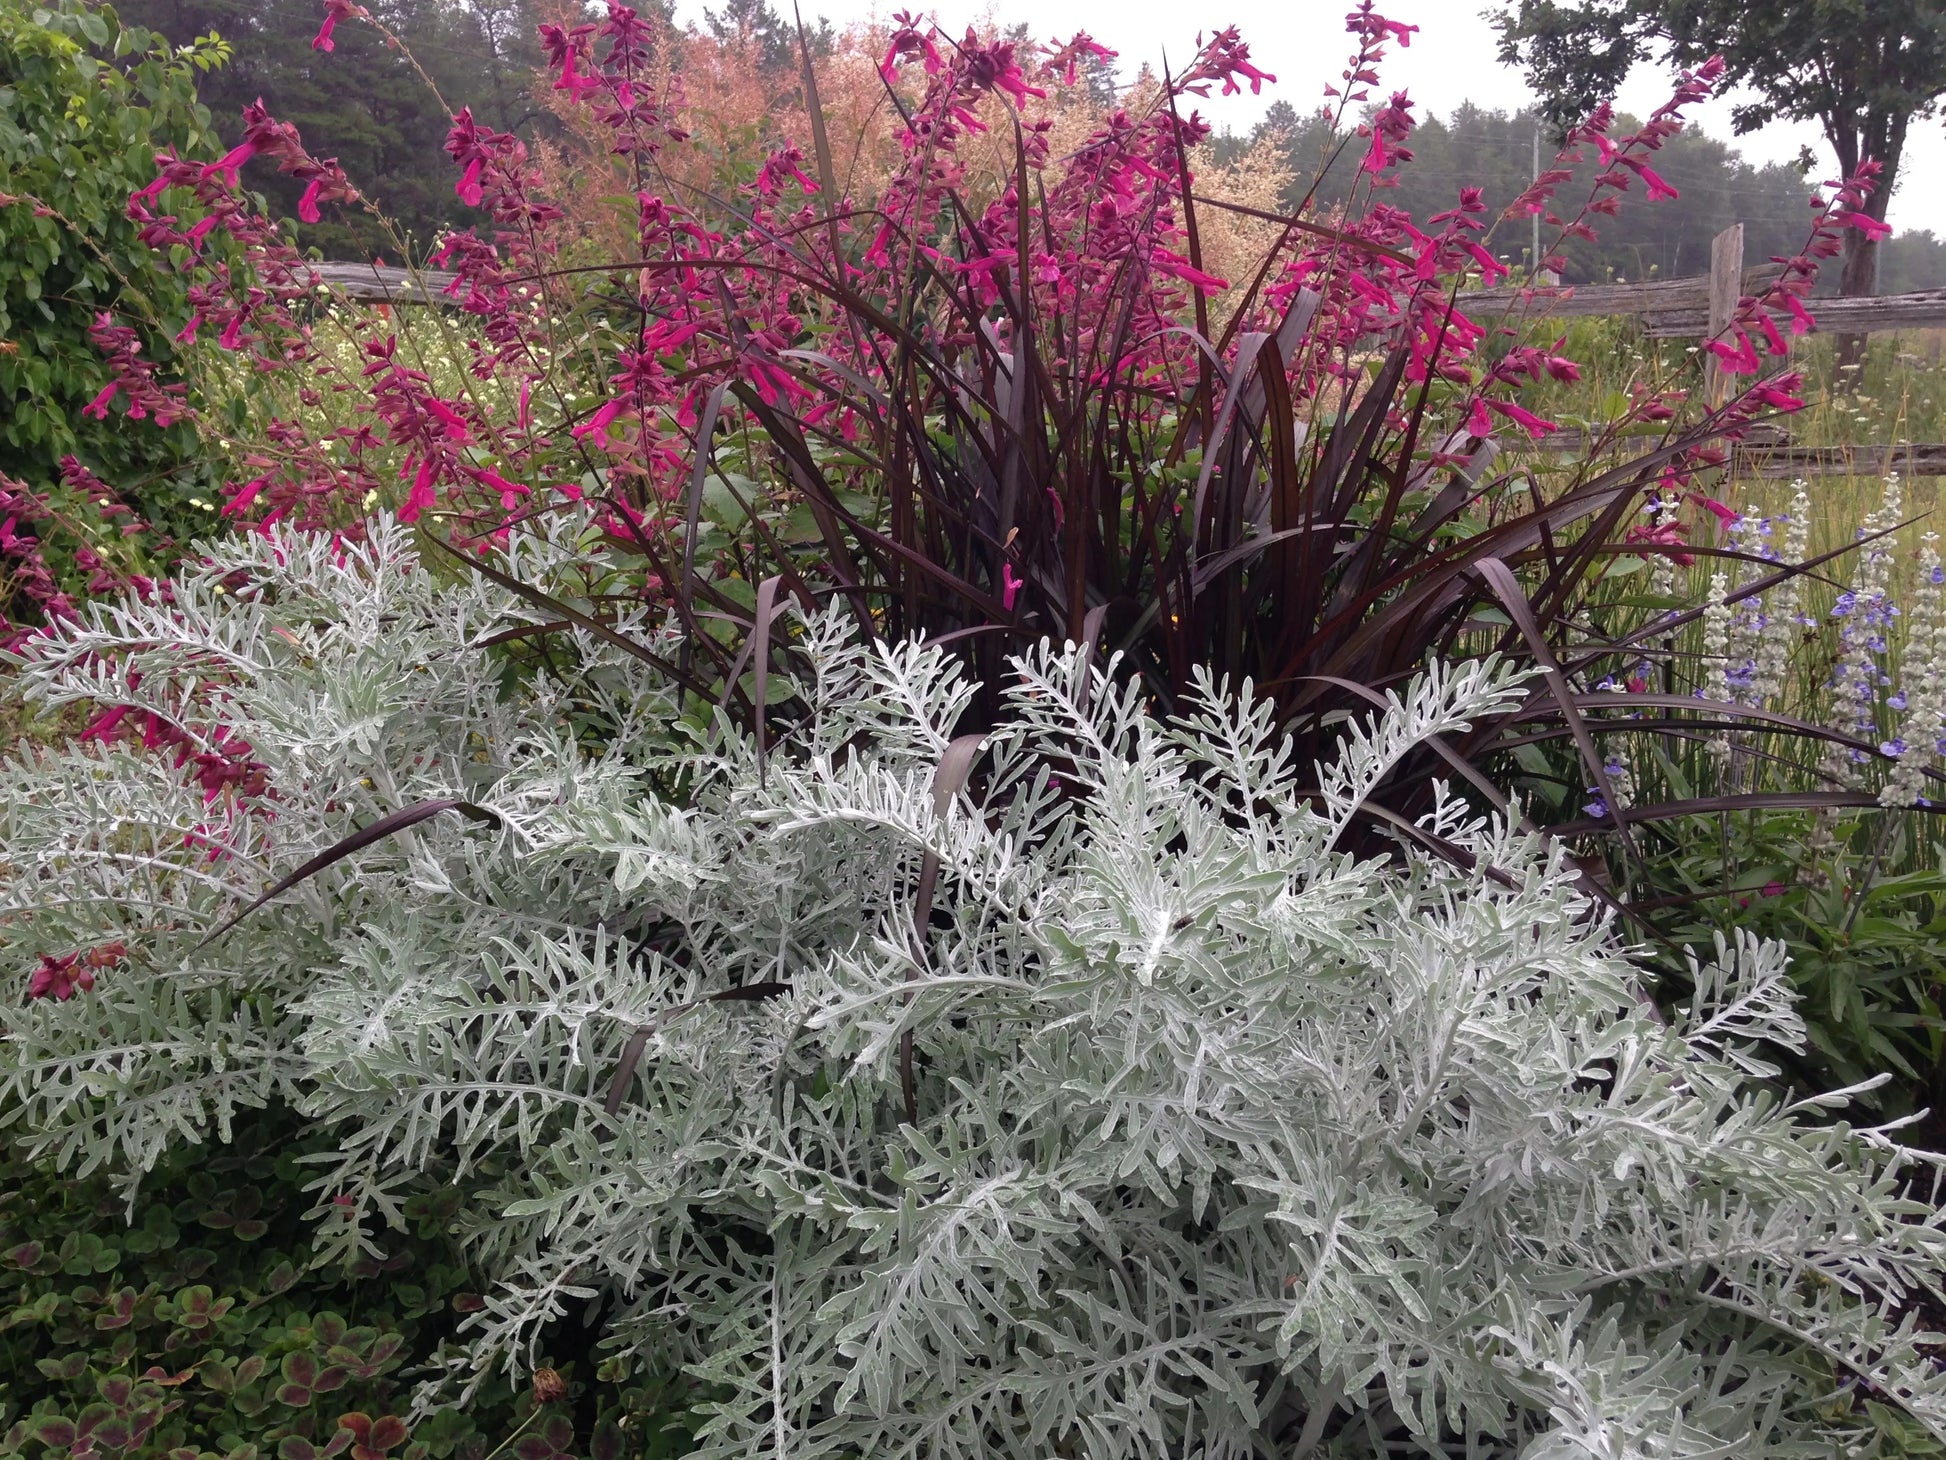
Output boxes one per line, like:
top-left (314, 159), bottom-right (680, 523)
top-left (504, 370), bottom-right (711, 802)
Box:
top-left (0, 0), bottom-right (229, 610)
top-left (0, 1107), bottom-right (699, 1459)
top-left (1629, 805), bottom-right (1946, 1116)
top-left (7, 520), bottom-right (1946, 1453)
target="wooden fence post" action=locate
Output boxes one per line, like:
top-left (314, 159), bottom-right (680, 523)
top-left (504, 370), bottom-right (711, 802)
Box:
top-left (1704, 223), bottom-right (1744, 408)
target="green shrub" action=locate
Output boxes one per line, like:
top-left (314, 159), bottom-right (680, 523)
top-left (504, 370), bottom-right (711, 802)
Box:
top-left (0, 0), bottom-right (228, 622)
top-left (0, 1105), bottom-right (699, 1458)
top-left (6, 519), bottom-right (1946, 1453)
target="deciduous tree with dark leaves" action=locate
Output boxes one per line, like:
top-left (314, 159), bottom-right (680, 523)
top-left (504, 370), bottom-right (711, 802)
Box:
top-left (1494, 0), bottom-right (1946, 370)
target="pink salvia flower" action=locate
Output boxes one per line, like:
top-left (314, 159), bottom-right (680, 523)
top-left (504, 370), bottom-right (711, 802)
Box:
top-left (82, 383), bottom-right (119, 420)
top-left (1487, 399), bottom-right (1557, 439)
top-left (312, 0), bottom-right (367, 53)
top-left (573, 398), bottom-right (630, 449)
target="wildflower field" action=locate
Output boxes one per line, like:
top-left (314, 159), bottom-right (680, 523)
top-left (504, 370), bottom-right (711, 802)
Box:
top-left (10, 0), bottom-right (1946, 1454)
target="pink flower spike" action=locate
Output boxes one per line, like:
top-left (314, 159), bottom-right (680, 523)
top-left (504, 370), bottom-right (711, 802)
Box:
top-left (424, 398), bottom-right (471, 442)
top-left (477, 468), bottom-right (524, 509)
top-left (1695, 495), bottom-right (1737, 526)
top-left (1706, 331), bottom-right (1761, 375)
top-left (218, 314), bottom-right (244, 351)
top-left (571, 397), bottom-right (629, 449)
top-left (83, 706), bottom-right (131, 742)
top-left (1487, 399), bottom-right (1558, 439)
top-left (554, 50), bottom-right (596, 100)
top-left (226, 476), bottom-right (267, 515)
top-left (203, 139), bottom-right (259, 186)
top-left (298, 178), bottom-right (324, 223)
top-left (1002, 562), bottom-right (1023, 611)
top-left (400, 458), bottom-right (438, 522)
top-left (313, 0), bottom-right (367, 54)
top-left (1637, 163), bottom-right (1678, 203)
top-left (1465, 397), bottom-right (1492, 438)
top-left (457, 157), bottom-right (484, 208)
top-left (1841, 211), bottom-right (1891, 240)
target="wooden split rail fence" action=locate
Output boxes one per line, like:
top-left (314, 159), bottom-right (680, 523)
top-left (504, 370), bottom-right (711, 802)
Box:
top-left (310, 227), bottom-right (1946, 477)
top-left (1470, 224), bottom-right (1946, 479)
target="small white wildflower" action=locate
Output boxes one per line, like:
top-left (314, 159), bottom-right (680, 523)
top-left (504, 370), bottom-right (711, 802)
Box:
top-left (1751, 480), bottom-right (1810, 708)
top-left (1884, 532), bottom-right (1946, 808)
top-left (1650, 495), bottom-right (1681, 601)
top-left (1827, 475), bottom-right (1905, 780)
top-left (1703, 570), bottom-right (1733, 765)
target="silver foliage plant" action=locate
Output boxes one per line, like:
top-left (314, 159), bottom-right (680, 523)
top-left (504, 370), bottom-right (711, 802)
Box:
top-left (6, 519), bottom-right (1946, 1457)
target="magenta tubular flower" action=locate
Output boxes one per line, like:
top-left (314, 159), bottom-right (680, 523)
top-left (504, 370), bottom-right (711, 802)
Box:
top-left (1706, 330), bottom-right (1762, 376)
top-left (401, 457), bottom-right (438, 522)
top-left (312, 0), bottom-right (368, 54)
top-left (423, 398), bottom-right (471, 442)
top-left (572, 398), bottom-right (630, 450)
top-left (1488, 399), bottom-right (1558, 439)
top-left (82, 383), bottom-right (119, 421)
top-left (203, 139), bottom-right (260, 187)
top-left (1843, 210), bottom-right (1892, 241)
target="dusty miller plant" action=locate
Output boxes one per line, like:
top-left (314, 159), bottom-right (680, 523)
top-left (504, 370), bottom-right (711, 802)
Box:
top-left (5, 520), bottom-right (1946, 1457)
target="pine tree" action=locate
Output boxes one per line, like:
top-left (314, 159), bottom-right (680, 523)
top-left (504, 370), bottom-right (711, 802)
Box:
top-left (114, 0), bottom-right (549, 256)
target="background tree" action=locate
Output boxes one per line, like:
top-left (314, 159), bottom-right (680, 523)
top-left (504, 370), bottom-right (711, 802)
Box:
top-left (702, 0), bottom-right (828, 76)
top-left (115, 0), bottom-right (550, 256)
top-left (1225, 101), bottom-right (1936, 290)
top-left (1492, 0), bottom-right (1946, 370)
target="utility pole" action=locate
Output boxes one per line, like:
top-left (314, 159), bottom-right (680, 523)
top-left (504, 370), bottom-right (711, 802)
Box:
top-left (1531, 119), bottom-right (1542, 279)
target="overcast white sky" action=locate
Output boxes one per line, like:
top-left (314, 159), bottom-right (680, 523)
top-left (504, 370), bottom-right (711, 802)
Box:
top-left (672, 0), bottom-right (1946, 238)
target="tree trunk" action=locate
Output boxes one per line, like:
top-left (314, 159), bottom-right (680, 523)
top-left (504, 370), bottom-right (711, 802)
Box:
top-left (1829, 111), bottom-right (1905, 388)
top-left (1834, 225), bottom-right (1880, 380)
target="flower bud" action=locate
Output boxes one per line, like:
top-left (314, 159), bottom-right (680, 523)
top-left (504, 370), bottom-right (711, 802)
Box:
top-left (531, 1366), bottom-right (567, 1405)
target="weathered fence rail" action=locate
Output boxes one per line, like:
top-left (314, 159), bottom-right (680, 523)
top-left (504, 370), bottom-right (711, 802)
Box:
top-left (1465, 261), bottom-right (1786, 336)
top-left (308, 261), bottom-right (457, 302)
top-left (1467, 270), bottom-right (1946, 340)
top-left (312, 237), bottom-right (1946, 341)
top-left (1470, 224), bottom-right (1946, 477)
top-left (310, 224), bottom-right (1946, 475)
top-left (1731, 443), bottom-right (1946, 480)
